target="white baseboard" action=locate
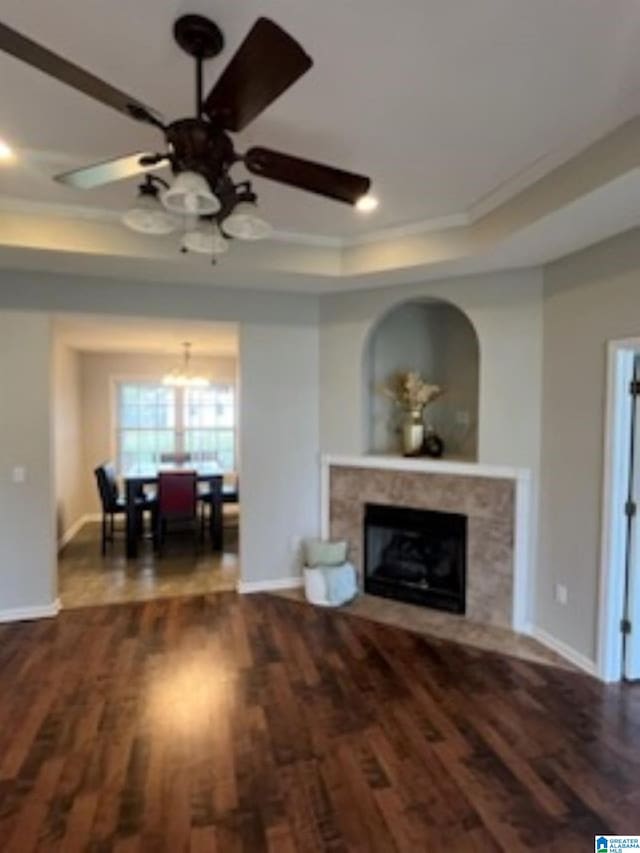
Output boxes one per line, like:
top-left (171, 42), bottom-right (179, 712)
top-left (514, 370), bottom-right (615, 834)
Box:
top-left (237, 576), bottom-right (304, 594)
top-left (58, 513), bottom-right (102, 550)
top-left (58, 515), bottom-right (88, 549)
top-left (530, 625), bottom-right (598, 677)
top-left (0, 598), bottom-right (61, 624)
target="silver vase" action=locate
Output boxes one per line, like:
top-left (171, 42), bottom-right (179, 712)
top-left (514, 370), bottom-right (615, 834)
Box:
top-left (402, 408), bottom-right (424, 456)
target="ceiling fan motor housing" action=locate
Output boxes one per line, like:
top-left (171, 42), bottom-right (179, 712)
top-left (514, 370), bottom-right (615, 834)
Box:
top-left (165, 119), bottom-right (234, 186)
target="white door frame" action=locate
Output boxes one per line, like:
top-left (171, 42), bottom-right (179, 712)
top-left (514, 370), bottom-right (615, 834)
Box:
top-left (597, 338), bottom-right (639, 681)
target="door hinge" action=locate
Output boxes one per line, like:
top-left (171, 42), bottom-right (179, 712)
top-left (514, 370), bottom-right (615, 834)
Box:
top-left (630, 380), bottom-right (640, 396)
top-left (621, 618), bottom-right (632, 635)
top-left (625, 500), bottom-right (637, 518)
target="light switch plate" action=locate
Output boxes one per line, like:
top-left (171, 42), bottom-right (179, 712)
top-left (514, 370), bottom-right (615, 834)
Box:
top-left (555, 583), bottom-right (568, 605)
top-left (12, 466), bottom-right (26, 484)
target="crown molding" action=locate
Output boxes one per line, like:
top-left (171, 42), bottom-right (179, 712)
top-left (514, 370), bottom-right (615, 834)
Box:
top-left (1, 113), bottom-right (638, 259)
top-left (0, 195), bottom-right (122, 223)
top-left (467, 104), bottom-right (640, 222)
top-left (269, 229), bottom-right (343, 249)
top-left (0, 193), bottom-right (472, 249)
top-left (340, 212), bottom-right (469, 247)
top-left (0, 194), bottom-right (471, 249)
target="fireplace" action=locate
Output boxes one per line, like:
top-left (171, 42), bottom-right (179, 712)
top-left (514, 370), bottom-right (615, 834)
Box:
top-left (364, 503), bottom-right (467, 613)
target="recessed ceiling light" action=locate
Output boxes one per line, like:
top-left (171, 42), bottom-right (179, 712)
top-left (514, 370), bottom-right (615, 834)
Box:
top-left (0, 139), bottom-right (15, 162)
top-left (356, 193), bottom-right (379, 213)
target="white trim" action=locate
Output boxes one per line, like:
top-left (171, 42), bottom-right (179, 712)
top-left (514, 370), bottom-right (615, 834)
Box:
top-left (236, 576), bottom-right (304, 594)
top-left (58, 513), bottom-right (102, 549)
top-left (531, 626), bottom-right (597, 677)
top-left (58, 514), bottom-right (91, 550)
top-left (270, 229), bottom-right (343, 249)
top-left (0, 599), bottom-right (61, 623)
top-left (513, 471), bottom-right (532, 632)
top-left (466, 103), bottom-right (637, 223)
top-left (0, 194), bottom-right (123, 224)
top-left (322, 453), bottom-right (531, 482)
top-left (597, 338), bottom-right (640, 682)
top-left (321, 454), bottom-right (532, 632)
top-left (342, 213), bottom-right (470, 247)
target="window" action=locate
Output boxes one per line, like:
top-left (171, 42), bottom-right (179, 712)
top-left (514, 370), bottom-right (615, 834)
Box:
top-left (116, 381), bottom-right (235, 474)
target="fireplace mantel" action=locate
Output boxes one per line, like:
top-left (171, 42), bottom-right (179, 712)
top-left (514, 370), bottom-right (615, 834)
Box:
top-left (320, 454), bottom-right (532, 632)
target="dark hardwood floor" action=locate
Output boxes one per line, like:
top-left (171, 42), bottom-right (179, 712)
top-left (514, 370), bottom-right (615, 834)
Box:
top-left (0, 593), bottom-right (639, 852)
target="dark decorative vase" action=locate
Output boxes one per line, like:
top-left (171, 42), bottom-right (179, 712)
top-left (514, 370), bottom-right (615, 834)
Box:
top-left (423, 428), bottom-right (444, 459)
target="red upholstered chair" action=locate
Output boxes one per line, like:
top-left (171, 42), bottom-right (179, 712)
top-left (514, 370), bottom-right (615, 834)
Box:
top-left (155, 470), bottom-right (198, 555)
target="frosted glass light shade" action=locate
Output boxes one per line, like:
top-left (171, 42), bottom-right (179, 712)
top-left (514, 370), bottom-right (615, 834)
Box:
top-left (122, 193), bottom-right (178, 235)
top-left (162, 171), bottom-right (220, 216)
top-left (223, 200), bottom-right (272, 240)
top-left (182, 223), bottom-right (229, 255)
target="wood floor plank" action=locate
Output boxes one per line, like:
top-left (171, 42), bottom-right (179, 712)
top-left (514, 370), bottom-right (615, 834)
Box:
top-left (0, 592), bottom-right (638, 851)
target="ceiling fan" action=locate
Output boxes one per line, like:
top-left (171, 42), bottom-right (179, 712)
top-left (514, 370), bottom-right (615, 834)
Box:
top-left (0, 15), bottom-right (372, 258)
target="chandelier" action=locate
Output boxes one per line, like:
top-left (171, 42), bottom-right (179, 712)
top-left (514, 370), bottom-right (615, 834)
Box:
top-left (162, 342), bottom-right (210, 387)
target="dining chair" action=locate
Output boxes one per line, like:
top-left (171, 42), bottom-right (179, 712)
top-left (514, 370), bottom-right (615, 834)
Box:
top-left (198, 475), bottom-right (225, 547)
top-left (155, 470), bottom-right (199, 555)
top-left (94, 463), bottom-right (155, 555)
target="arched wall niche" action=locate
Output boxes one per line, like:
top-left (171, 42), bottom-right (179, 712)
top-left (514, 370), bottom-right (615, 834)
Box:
top-left (363, 298), bottom-right (480, 460)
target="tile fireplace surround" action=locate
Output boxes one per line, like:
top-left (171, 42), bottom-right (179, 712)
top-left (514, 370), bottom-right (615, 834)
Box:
top-left (321, 455), bottom-right (532, 632)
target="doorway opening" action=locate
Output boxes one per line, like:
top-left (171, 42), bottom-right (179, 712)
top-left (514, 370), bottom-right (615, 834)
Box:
top-left (599, 339), bottom-right (640, 681)
top-left (52, 313), bottom-right (240, 608)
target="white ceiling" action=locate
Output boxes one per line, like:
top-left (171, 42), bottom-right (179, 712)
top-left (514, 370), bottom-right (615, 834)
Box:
top-left (54, 313), bottom-right (238, 356)
top-left (1, 0), bottom-right (639, 240)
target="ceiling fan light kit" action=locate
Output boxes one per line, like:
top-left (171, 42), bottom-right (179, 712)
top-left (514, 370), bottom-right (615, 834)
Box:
top-left (122, 176), bottom-right (178, 235)
top-left (0, 138), bottom-right (15, 162)
top-left (0, 13), bottom-right (372, 262)
top-left (161, 170), bottom-right (221, 216)
top-left (182, 222), bottom-right (229, 255)
top-left (223, 199), bottom-right (272, 241)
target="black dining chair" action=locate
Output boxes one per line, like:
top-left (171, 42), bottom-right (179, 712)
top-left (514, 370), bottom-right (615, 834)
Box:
top-left (198, 474), bottom-right (234, 549)
top-left (94, 463), bottom-right (155, 555)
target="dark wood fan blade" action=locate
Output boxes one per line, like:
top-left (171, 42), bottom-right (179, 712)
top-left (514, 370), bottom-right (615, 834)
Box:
top-left (245, 147), bottom-right (371, 205)
top-left (203, 18), bottom-right (312, 132)
top-left (55, 152), bottom-right (167, 189)
top-left (0, 22), bottom-right (163, 126)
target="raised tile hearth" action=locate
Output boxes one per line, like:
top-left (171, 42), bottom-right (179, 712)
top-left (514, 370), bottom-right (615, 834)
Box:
top-left (321, 455), bottom-right (532, 632)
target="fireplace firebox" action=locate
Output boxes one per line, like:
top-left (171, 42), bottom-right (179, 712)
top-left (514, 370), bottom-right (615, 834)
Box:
top-left (364, 503), bottom-right (467, 613)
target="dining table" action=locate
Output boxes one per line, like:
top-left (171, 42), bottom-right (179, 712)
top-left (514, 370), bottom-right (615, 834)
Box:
top-left (123, 464), bottom-right (235, 559)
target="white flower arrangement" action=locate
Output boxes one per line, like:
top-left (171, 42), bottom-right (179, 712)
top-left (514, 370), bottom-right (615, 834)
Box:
top-left (380, 370), bottom-right (442, 414)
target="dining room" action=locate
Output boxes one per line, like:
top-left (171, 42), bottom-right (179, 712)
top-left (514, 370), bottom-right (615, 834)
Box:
top-left (52, 312), bottom-right (240, 608)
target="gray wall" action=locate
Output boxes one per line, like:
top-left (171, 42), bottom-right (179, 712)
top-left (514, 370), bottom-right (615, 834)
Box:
top-left (240, 322), bottom-right (319, 583)
top-left (52, 340), bottom-right (84, 542)
top-left (0, 271), bottom-right (320, 613)
top-left (4, 233), bottom-right (640, 669)
top-left (0, 311), bottom-right (56, 613)
top-left (367, 301), bottom-right (479, 458)
top-left (540, 228), bottom-right (640, 661)
top-left (320, 268), bottom-right (543, 473)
